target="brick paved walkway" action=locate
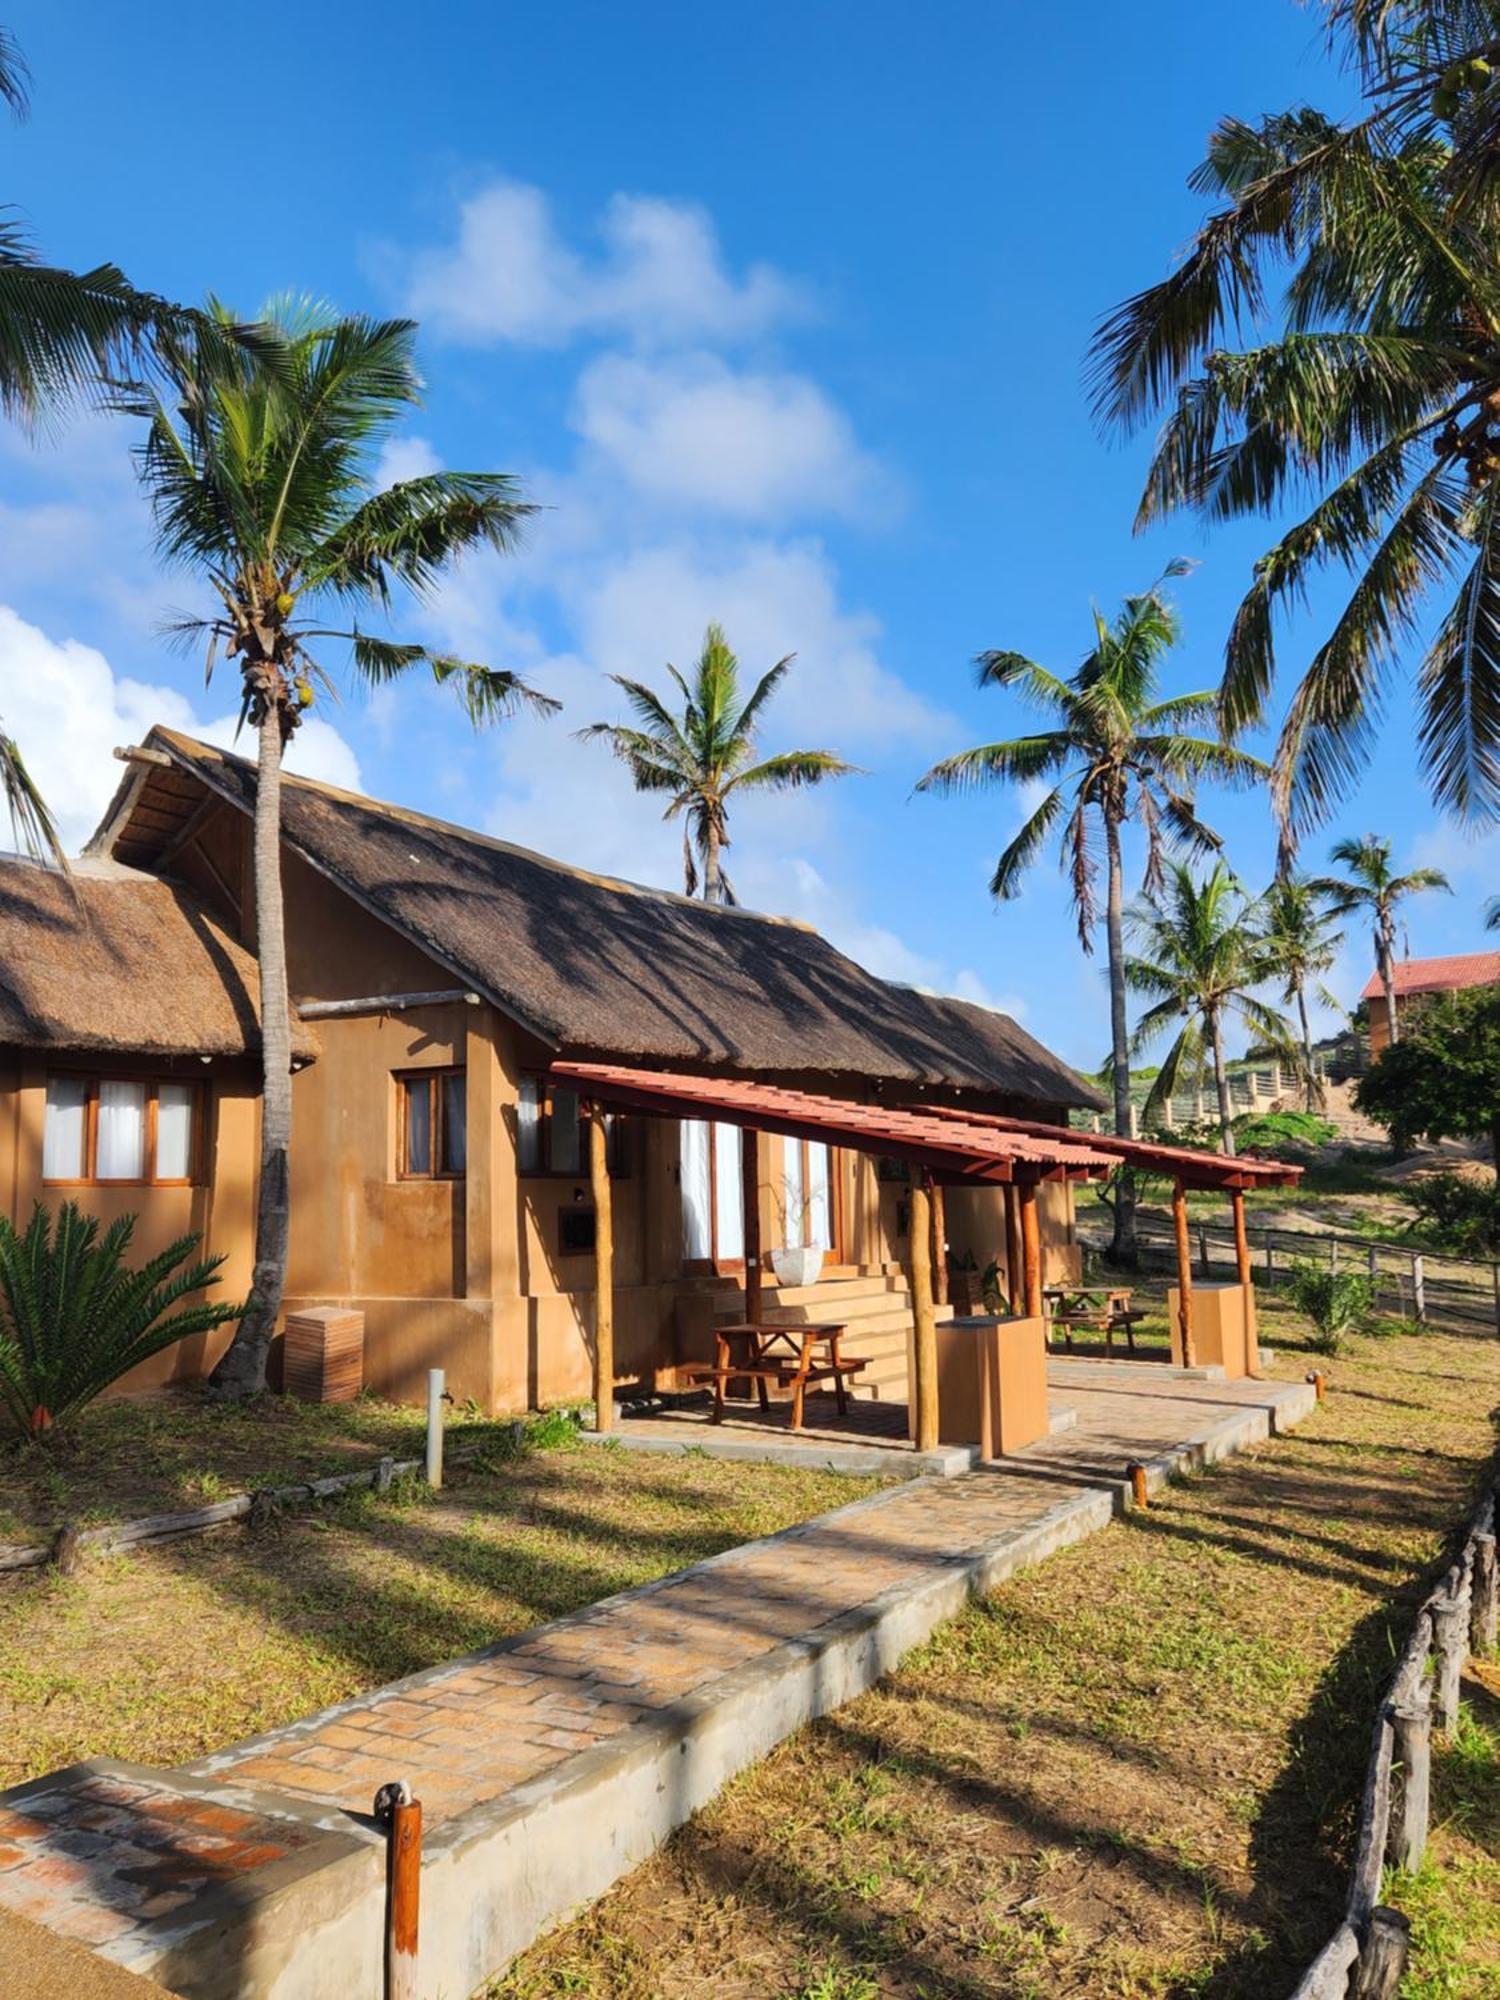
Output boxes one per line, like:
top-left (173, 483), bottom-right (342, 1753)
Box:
top-left (0, 1363), bottom-right (1315, 1999)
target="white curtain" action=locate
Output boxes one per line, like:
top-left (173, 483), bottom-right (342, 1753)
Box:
top-left (714, 1122), bottom-right (744, 1261)
top-left (96, 1080), bottom-right (146, 1180)
top-left (43, 1076), bottom-right (88, 1180)
top-left (517, 1077), bottom-right (542, 1172)
top-left (156, 1083), bottom-right (196, 1180)
top-left (807, 1143), bottom-right (833, 1251)
top-left (782, 1135), bottom-right (805, 1247)
top-left (681, 1120), bottom-right (712, 1261)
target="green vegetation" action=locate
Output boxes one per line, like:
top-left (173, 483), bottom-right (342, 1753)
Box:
top-left (1318, 837), bottom-right (1451, 1052)
top-left (1285, 1260), bottom-right (1379, 1353)
top-left (1233, 1109), bottom-right (1338, 1154)
top-left (1401, 1172), bottom-right (1500, 1258)
top-left (577, 621), bottom-right (857, 905)
top-left (1357, 986), bottom-right (1500, 1170)
top-left (0, 1203), bottom-right (242, 1440)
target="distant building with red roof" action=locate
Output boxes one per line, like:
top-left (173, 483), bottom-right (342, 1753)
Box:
top-left (1361, 951), bottom-right (1500, 1052)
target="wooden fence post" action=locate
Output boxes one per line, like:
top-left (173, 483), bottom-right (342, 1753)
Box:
top-left (1472, 1529), bottom-right (1497, 1657)
top-left (1198, 1223), bottom-right (1210, 1277)
top-left (1492, 1260), bottom-right (1500, 1337)
top-left (1432, 1589), bottom-right (1467, 1731)
top-left (1411, 1254), bottom-right (1427, 1324)
top-left (1331, 1236), bottom-right (1340, 1273)
top-left (375, 1780), bottom-right (422, 2000)
top-left (1264, 1231), bottom-right (1275, 1282)
top-left (1352, 1908), bottom-right (1411, 1998)
top-left (1390, 1688), bottom-right (1431, 1872)
top-left (425, 1370), bottom-right (445, 1489)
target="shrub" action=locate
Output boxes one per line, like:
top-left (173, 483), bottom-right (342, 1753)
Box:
top-left (1400, 1171), bottom-right (1500, 1257)
top-left (1286, 1260), bottom-right (1378, 1354)
top-left (0, 1202), bottom-right (243, 1439)
top-left (1233, 1109), bottom-right (1338, 1154)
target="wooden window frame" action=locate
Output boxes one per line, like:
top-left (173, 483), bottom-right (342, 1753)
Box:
top-left (42, 1073), bottom-right (206, 1189)
top-left (517, 1075), bottom-right (628, 1179)
top-left (396, 1068), bottom-right (467, 1182)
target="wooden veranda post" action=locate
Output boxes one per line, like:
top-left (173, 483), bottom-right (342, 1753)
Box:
top-left (741, 1125), bottom-right (762, 1324)
top-left (1004, 1185), bottom-right (1023, 1315)
top-left (1230, 1186), bottom-right (1260, 1372)
top-left (909, 1169), bottom-right (939, 1453)
top-left (588, 1104), bottom-right (614, 1433)
top-left (931, 1179), bottom-right (949, 1307)
top-left (1172, 1178), bottom-right (1195, 1368)
top-left (1018, 1179), bottom-right (1042, 1319)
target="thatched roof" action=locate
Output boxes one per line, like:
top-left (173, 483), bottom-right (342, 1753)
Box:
top-left (0, 856), bottom-right (309, 1061)
top-left (95, 730), bottom-right (1104, 1109)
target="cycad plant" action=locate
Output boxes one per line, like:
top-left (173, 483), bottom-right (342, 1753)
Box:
top-left (120, 299), bottom-right (553, 1398)
top-left (1092, 6), bottom-right (1500, 856)
top-left (915, 571), bottom-right (1265, 1258)
top-left (1315, 834), bottom-right (1451, 1046)
top-left (1260, 877), bottom-right (1345, 1107)
top-left (578, 622), bottom-right (857, 904)
top-left (1125, 861), bottom-right (1299, 1155)
top-left (0, 1203), bottom-right (242, 1438)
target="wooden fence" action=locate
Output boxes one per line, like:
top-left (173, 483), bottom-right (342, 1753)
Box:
top-left (1290, 1477), bottom-right (1498, 1998)
top-left (1098, 1212), bottom-right (1500, 1339)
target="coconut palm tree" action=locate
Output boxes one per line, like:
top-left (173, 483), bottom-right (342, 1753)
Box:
top-left (1315, 834), bottom-right (1451, 1048)
top-left (1260, 877), bottom-right (1346, 1108)
top-left (914, 570), bottom-right (1266, 1260)
top-left (1125, 863), bottom-right (1299, 1155)
top-left (578, 623), bottom-right (858, 905)
top-left (118, 299), bottom-right (553, 1399)
top-left (1091, 28), bottom-right (1500, 859)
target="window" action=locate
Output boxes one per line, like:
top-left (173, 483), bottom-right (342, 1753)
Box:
top-left (782, 1137), bottom-right (836, 1251)
top-left (517, 1076), bottom-right (627, 1177)
top-left (398, 1069), bottom-right (467, 1179)
top-left (42, 1075), bottom-right (203, 1186)
top-left (681, 1119), bottom-right (745, 1268)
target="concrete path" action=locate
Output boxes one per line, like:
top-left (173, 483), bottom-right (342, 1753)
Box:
top-left (0, 1364), bottom-right (1315, 2000)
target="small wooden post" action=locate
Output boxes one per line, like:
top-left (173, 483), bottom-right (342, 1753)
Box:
top-left (1172, 1179), bottom-right (1195, 1368)
top-left (1472, 1530), bottom-right (1497, 1656)
top-left (1411, 1253), bottom-right (1427, 1323)
top-left (741, 1124), bottom-right (762, 1326)
top-left (1307, 1368), bottom-right (1326, 1401)
top-left (1018, 1178), bottom-right (1042, 1320)
top-left (1432, 1589), bottom-right (1467, 1731)
top-left (1352, 1907), bottom-right (1411, 1999)
top-left (909, 1169), bottom-right (939, 1453)
top-left (376, 1780), bottom-right (422, 2000)
top-left (1391, 1689), bottom-right (1432, 1872)
top-left (425, 1370), bottom-right (445, 1489)
top-left (1004, 1184), bottom-right (1023, 1315)
top-left (1127, 1462), bottom-right (1149, 1510)
top-left (930, 1178), bottom-right (949, 1308)
top-left (589, 1103), bottom-right (614, 1434)
top-left (1197, 1222), bottom-right (1210, 1277)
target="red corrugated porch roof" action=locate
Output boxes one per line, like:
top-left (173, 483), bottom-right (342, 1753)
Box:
top-left (1359, 951), bottom-right (1500, 1001)
top-left (917, 1104), bottom-right (1303, 1190)
top-left (547, 1062), bottom-right (1113, 1182)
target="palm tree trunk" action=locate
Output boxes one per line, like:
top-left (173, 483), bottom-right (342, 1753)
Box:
top-left (209, 698), bottom-right (292, 1398)
top-left (1296, 982), bottom-right (1318, 1111)
top-left (1103, 806), bottom-right (1137, 1266)
top-left (703, 821), bottom-right (724, 906)
top-left (1379, 921), bottom-right (1400, 1048)
top-left (1209, 1010), bottom-right (1236, 1156)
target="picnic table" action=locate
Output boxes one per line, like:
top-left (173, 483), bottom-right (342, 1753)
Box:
top-left (1042, 1284), bottom-right (1147, 1354)
top-left (685, 1321), bottom-right (869, 1430)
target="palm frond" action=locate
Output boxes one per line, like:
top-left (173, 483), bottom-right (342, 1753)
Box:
top-left (0, 727), bottom-right (63, 866)
top-left (727, 750), bottom-right (863, 793)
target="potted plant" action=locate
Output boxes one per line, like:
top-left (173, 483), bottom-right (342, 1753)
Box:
top-left (770, 1188), bottom-right (825, 1288)
top-left (948, 1249), bottom-right (980, 1314)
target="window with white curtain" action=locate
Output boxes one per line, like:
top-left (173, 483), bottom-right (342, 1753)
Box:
top-left (782, 1136), bottom-right (835, 1251)
top-left (42, 1075), bottom-right (203, 1185)
top-left (681, 1119), bottom-right (744, 1266)
top-left (713, 1122), bottom-right (744, 1262)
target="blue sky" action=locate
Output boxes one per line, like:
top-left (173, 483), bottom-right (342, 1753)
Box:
top-left (1, 1), bottom-right (1495, 1069)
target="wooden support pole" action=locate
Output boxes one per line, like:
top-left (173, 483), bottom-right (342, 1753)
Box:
top-left (1231, 1188), bottom-right (1261, 1374)
top-left (741, 1124), bottom-right (762, 1326)
top-left (930, 1178), bottom-right (949, 1308)
top-left (909, 1170), bottom-right (939, 1453)
top-left (589, 1103), bottom-right (615, 1434)
top-left (376, 1782), bottom-right (422, 2000)
top-left (1432, 1589), bottom-right (1467, 1731)
top-left (1172, 1179), bottom-right (1195, 1368)
top-left (1411, 1253), bottom-right (1427, 1323)
top-left (1473, 1530), bottom-right (1498, 1657)
top-left (1019, 1179), bottom-right (1042, 1320)
top-left (1004, 1185), bottom-right (1023, 1316)
top-left (1352, 1907), bottom-right (1411, 1999)
top-left (1391, 1690), bottom-right (1432, 1872)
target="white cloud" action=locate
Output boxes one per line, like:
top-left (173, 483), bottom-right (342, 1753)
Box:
top-left (401, 182), bottom-right (803, 349)
top-left (375, 433), bottom-right (444, 487)
top-left (0, 605), bottom-right (360, 856)
top-left (571, 352), bottom-right (885, 521)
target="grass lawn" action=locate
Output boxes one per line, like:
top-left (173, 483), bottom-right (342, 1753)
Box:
top-left (493, 1294), bottom-right (1500, 2000)
top-left (0, 1432), bottom-right (885, 1789)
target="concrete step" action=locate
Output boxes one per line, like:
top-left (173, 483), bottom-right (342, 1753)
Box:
top-left (762, 1279), bottom-right (910, 1313)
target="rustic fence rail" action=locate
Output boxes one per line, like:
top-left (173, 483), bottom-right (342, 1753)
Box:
top-left (1289, 1477), bottom-right (1498, 1998)
top-left (1086, 1212), bottom-right (1500, 1338)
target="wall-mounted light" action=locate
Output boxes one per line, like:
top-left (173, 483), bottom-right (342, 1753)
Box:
top-left (572, 1185), bottom-right (586, 1204)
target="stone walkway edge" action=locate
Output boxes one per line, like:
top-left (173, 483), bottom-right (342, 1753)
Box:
top-left (0, 1370), bottom-right (1315, 2000)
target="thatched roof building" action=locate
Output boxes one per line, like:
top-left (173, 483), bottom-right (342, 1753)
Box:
top-left (92, 729), bottom-right (1103, 1110)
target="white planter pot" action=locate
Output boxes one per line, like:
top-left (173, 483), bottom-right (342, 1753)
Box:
top-left (770, 1244), bottom-right (825, 1289)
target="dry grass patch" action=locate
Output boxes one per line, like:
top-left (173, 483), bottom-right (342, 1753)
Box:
top-left (0, 1436), bottom-right (885, 1788)
top-left (494, 1295), bottom-right (1500, 1999)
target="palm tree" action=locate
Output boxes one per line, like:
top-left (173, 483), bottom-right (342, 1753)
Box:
top-left (119, 299), bottom-right (554, 1399)
top-left (1316, 835), bottom-right (1452, 1048)
top-left (1091, 25), bottom-right (1500, 859)
top-left (1125, 863), bottom-right (1298, 1155)
top-left (577, 623), bottom-right (858, 904)
top-left (0, 26), bottom-right (261, 865)
top-left (914, 571), bottom-right (1266, 1260)
top-left (1260, 877), bottom-right (1346, 1108)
